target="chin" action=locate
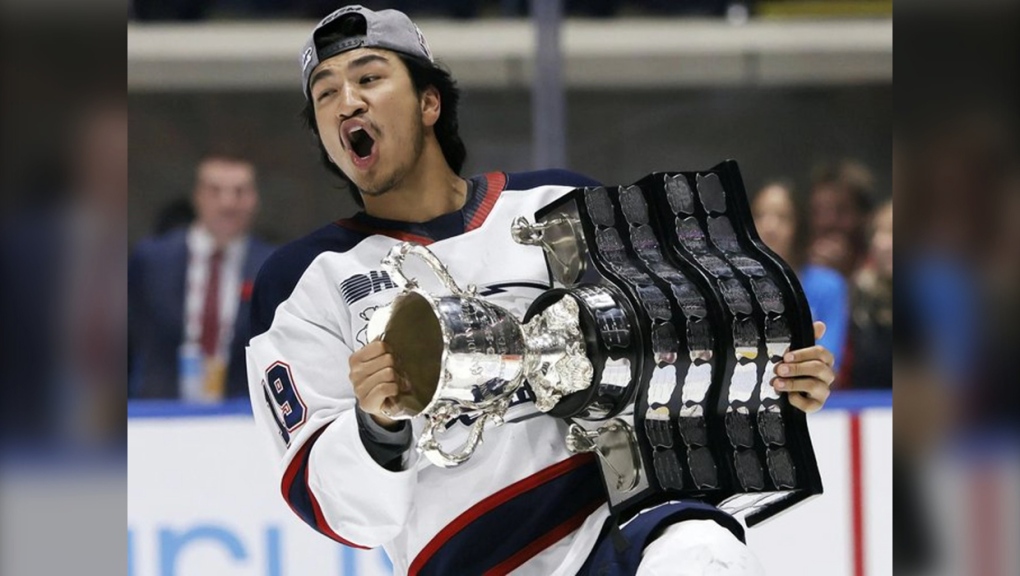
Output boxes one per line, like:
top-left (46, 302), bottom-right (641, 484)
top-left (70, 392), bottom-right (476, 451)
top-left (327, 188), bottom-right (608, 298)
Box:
top-left (216, 225), bottom-right (244, 240)
top-left (345, 174), bottom-right (376, 195)
top-left (358, 177), bottom-right (399, 198)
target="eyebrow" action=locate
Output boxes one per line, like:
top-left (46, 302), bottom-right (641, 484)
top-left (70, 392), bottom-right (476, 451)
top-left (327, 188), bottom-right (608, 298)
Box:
top-left (309, 68), bottom-right (335, 92)
top-left (309, 53), bottom-right (390, 93)
top-left (348, 53), bottom-right (390, 70)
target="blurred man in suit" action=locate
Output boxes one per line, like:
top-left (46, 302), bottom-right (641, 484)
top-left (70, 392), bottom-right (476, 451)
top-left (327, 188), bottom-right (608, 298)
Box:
top-left (129, 153), bottom-right (274, 400)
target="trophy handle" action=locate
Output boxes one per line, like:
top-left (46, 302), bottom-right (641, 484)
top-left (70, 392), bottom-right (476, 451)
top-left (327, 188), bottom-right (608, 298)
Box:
top-left (511, 216), bottom-right (558, 245)
top-left (565, 420), bottom-right (641, 492)
top-left (511, 216), bottom-right (587, 286)
top-left (510, 215), bottom-right (585, 244)
top-left (381, 242), bottom-right (475, 297)
top-left (418, 399), bottom-right (509, 468)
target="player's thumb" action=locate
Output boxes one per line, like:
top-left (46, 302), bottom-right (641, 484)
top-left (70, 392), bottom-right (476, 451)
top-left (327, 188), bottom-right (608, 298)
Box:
top-left (813, 321), bottom-right (827, 340)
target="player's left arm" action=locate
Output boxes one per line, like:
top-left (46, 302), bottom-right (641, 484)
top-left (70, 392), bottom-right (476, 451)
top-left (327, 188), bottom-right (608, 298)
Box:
top-left (771, 321), bottom-right (835, 413)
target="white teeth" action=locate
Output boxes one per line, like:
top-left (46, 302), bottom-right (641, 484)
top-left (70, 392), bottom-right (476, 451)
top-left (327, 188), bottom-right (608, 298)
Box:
top-left (343, 126), bottom-right (362, 151)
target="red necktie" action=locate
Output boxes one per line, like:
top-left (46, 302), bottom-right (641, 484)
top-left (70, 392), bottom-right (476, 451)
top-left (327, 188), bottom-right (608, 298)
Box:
top-left (200, 249), bottom-right (224, 357)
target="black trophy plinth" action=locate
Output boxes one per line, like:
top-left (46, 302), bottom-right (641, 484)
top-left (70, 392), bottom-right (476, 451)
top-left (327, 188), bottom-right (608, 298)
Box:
top-left (525, 160), bottom-right (823, 527)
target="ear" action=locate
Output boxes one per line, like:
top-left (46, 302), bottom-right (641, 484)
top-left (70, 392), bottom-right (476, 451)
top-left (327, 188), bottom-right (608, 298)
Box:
top-left (420, 85), bottom-right (440, 128)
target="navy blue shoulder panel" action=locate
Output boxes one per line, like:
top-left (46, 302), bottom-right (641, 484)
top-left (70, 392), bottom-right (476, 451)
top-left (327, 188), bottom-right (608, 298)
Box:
top-left (249, 223), bottom-right (368, 339)
top-left (504, 169), bottom-right (602, 191)
top-left (578, 501), bottom-right (744, 576)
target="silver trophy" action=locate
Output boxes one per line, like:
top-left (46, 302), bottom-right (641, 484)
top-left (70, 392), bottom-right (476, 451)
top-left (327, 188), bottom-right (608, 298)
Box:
top-left (367, 242), bottom-right (606, 468)
top-left (368, 161), bottom-right (822, 527)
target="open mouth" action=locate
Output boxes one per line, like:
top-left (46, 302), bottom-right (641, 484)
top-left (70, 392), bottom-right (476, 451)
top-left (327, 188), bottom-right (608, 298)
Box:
top-left (348, 127), bottom-right (375, 160)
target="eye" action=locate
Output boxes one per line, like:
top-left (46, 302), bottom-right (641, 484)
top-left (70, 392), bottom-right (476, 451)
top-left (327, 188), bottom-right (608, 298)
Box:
top-left (359, 74), bottom-right (379, 85)
top-left (315, 88), bottom-right (336, 103)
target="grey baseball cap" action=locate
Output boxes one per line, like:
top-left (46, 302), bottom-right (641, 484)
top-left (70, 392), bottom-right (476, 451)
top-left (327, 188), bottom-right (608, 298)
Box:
top-left (300, 5), bottom-right (434, 100)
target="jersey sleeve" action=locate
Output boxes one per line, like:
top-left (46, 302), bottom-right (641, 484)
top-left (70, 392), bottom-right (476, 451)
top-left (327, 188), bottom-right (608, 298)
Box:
top-left (246, 251), bottom-right (419, 549)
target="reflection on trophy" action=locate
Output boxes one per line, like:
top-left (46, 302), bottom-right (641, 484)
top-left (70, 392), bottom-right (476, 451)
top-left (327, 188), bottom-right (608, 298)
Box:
top-left (370, 160), bottom-right (822, 526)
top-left (367, 242), bottom-right (636, 468)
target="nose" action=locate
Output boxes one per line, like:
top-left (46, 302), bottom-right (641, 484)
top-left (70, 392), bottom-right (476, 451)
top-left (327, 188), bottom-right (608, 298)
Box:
top-left (337, 84), bottom-right (366, 120)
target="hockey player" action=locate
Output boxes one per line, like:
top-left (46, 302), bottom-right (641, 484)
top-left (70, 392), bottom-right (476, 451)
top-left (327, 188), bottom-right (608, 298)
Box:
top-left (247, 6), bottom-right (836, 574)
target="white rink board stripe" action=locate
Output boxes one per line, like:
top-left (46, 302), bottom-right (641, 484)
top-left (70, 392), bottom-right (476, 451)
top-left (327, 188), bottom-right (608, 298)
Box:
top-left (127, 393), bottom-right (892, 576)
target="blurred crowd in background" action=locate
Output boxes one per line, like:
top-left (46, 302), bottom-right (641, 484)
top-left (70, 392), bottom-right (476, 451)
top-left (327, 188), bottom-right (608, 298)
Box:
top-left (124, 153), bottom-right (894, 404)
top-left (751, 160), bottom-right (893, 391)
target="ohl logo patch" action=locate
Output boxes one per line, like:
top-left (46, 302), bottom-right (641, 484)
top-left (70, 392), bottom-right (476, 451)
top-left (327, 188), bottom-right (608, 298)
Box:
top-left (339, 270), bottom-right (397, 306)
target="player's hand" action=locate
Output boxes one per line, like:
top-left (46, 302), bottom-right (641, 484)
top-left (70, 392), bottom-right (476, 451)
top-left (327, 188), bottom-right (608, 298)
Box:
top-left (348, 340), bottom-right (411, 429)
top-left (770, 321), bottom-right (835, 414)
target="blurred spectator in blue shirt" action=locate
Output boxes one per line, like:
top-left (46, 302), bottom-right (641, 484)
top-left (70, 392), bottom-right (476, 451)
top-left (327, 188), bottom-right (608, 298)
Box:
top-left (807, 159), bottom-right (876, 279)
top-left (752, 180), bottom-right (849, 373)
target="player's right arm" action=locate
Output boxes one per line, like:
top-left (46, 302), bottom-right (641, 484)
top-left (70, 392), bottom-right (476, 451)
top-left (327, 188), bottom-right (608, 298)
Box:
top-left (246, 250), bottom-right (418, 549)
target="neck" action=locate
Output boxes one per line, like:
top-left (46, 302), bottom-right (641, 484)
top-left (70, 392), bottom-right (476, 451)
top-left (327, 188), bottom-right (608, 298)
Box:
top-left (196, 223), bottom-right (241, 250)
top-left (361, 138), bottom-right (467, 222)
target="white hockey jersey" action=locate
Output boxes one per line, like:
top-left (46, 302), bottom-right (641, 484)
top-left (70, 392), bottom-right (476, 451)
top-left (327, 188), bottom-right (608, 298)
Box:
top-left (247, 170), bottom-right (617, 575)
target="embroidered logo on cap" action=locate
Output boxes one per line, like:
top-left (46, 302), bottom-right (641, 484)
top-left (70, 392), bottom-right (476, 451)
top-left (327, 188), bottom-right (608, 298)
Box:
top-left (301, 46), bottom-right (314, 72)
top-left (413, 24), bottom-right (432, 60)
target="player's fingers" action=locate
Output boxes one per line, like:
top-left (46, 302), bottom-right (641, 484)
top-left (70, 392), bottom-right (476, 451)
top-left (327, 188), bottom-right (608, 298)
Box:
top-left (348, 340), bottom-right (391, 367)
top-left (787, 391), bottom-right (824, 414)
top-left (357, 366), bottom-right (409, 394)
top-left (780, 345), bottom-right (835, 370)
top-left (772, 376), bottom-right (830, 404)
top-left (774, 359), bottom-right (834, 384)
top-left (361, 381), bottom-right (401, 415)
top-left (359, 369), bottom-right (414, 399)
top-left (349, 352), bottom-right (398, 384)
top-left (813, 321), bottom-right (826, 341)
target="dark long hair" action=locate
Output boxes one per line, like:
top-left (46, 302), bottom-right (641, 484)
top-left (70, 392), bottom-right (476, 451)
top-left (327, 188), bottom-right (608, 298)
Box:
top-left (752, 178), bottom-right (810, 270)
top-left (300, 54), bottom-right (467, 207)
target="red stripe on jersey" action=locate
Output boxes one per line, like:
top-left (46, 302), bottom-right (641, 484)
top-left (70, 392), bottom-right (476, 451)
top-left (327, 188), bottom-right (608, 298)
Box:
top-left (281, 424), bottom-right (370, 549)
top-left (336, 218), bottom-right (434, 246)
top-left (279, 427), bottom-right (321, 502)
top-left (467, 172), bottom-right (508, 231)
top-left (409, 453), bottom-right (597, 575)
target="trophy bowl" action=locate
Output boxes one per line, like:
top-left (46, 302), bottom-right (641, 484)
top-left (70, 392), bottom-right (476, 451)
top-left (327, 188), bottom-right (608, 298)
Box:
top-left (369, 242), bottom-right (529, 468)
